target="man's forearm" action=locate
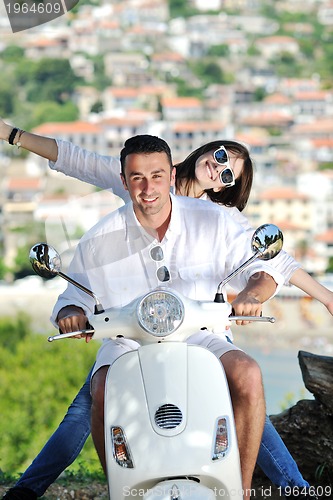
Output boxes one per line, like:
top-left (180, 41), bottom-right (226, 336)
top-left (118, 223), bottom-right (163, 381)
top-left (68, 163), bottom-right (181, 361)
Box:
top-left (0, 119), bottom-right (58, 162)
top-left (242, 272), bottom-right (277, 303)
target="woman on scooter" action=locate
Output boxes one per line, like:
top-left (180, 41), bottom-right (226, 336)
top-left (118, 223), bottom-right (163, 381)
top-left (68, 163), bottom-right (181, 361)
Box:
top-left (1, 119), bottom-right (327, 500)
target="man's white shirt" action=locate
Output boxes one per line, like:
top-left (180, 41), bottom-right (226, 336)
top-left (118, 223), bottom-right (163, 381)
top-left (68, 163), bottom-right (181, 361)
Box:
top-left (51, 194), bottom-right (284, 328)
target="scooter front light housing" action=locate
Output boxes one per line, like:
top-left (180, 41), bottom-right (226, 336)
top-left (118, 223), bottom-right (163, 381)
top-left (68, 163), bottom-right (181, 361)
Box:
top-left (111, 426), bottom-right (134, 468)
top-left (212, 417), bottom-right (229, 460)
top-left (137, 290), bottom-right (185, 336)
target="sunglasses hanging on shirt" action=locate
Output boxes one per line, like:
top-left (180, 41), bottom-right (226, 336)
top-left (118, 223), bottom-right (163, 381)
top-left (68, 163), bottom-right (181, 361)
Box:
top-left (150, 246), bottom-right (171, 283)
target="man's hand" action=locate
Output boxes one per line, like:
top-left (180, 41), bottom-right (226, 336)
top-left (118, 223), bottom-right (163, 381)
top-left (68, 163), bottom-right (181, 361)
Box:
top-left (231, 271), bottom-right (277, 325)
top-left (231, 293), bottom-right (262, 325)
top-left (57, 305), bottom-right (93, 343)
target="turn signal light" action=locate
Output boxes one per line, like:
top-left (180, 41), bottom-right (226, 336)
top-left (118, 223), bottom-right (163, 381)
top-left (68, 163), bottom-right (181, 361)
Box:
top-left (111, 426), bottom-right (134, 468)
top-left (212, 417), bottom-right (229, 460)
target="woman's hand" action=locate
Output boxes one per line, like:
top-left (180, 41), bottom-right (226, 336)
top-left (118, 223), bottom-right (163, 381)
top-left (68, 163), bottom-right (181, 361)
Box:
top-left (0, 118), bottom-right (12, 142)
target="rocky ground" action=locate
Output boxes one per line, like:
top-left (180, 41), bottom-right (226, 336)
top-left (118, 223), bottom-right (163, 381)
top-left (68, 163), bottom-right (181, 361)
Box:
top-left (0, 482), bottom-right (109, 500)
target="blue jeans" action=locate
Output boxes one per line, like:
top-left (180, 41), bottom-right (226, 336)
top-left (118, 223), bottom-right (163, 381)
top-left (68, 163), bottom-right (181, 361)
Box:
top-left (15, 368), bottom-right (93, 497)
top-left (15, 368), bottom-right (309, 497)
top-left (257, 416), bottom-right (309, 490)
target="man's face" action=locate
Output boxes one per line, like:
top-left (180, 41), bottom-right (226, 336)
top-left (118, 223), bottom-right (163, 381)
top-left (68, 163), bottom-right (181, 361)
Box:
top-left (121, 152), bottom-right (176, 225)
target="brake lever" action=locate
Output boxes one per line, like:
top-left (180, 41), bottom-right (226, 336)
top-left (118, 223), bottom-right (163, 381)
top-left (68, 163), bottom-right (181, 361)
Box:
top-left (229, 315), bottom-right (275, 323)
top-left (48, 325), bottom-right (95, 342)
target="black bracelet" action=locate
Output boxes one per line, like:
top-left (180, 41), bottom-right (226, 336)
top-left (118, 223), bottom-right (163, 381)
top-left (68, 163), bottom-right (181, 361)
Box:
top-left (8, 127), bottom-right (19, 145)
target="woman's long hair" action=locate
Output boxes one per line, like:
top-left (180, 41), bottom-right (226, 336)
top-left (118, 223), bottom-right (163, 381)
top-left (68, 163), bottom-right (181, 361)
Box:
top-left (174, 140), bottom-right (254, 212)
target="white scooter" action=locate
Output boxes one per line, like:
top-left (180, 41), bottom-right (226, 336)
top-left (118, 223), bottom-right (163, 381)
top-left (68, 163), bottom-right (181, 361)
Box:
top-left (29, 224), bottom-right (283, 500)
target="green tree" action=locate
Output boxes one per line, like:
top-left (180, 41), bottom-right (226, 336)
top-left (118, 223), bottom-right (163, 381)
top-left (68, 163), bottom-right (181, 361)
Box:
top-left (316, 40), bottom-right (333, 83)
top-left (9, 223), bottom-right (46, 280)
top-left (12, 245), bottom-right (35, 280)
top-left (25, 58), bottom-right (82, 104)
top-left (167, 76), bottom-right (203, 99)
top-left (298, 39), bottom-right (315, 59)
top-left (318, 162), bottom-right (333, 171)
top-left (0, 82), bottom-right (14, 116)
top-left (0, 56), bottom-right (16, 112)
top-left (207, 44), bottom-right (230, 57)
top-left (254, 87), bottom-right (267, 102)
top-left (28, 101), bottom-right (79, 129)
top-left (247, 44), bottom-right (261, 57)
top-left (0, 257), bottom-right (9, 281)
top-left (71, 0), bottom-right (98, 15)
top-left (0, 45), bottom-right (25, 62)
top-left (169, 0), bottom-right (198, 18)
top-left (90, 55), bottom-right (112, 91)
top-left (0, 315), bottom-right (31, 353)
top-left (326, 257), bottom-right (333, 274)
top-left (270, 52), bottom-right (302, 78)
top-left (14, 58), bottom-right (38, 86)
top-left (90, 101), bottom-right (104, 114)
top-left (0, 324), bottom-right (100, 474)
top-left (190, 60), bottom-right (229, 86)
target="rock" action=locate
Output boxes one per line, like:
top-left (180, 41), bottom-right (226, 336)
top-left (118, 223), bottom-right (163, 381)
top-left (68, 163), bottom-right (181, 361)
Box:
top-left (270, 399), bottom-right (333, 484)
top-left (0, 483), bottom-right (109, 500)
top-left (298, 350), bottom-right (333, 414)
top-left (254, 351), bottom-right (333, 489)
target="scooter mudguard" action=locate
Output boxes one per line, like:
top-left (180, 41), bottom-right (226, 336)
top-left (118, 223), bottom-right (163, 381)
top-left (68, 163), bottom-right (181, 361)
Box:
top-left (104, 342), bottom-right (243, 500)
top-left (143, 478), bottom-right (216, 499)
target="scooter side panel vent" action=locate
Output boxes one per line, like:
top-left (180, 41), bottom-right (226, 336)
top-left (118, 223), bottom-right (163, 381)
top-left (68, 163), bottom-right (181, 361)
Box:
top-left (154, 404), bottom-right (183, 429)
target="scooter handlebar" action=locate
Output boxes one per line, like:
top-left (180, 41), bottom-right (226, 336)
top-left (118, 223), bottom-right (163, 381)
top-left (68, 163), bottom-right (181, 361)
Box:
top-left (47, 315), bottom-right (275, 342)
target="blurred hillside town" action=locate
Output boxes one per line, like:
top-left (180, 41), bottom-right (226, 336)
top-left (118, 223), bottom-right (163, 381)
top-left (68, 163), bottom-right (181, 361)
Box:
top-left (1, 0), bottom-right (333, 290)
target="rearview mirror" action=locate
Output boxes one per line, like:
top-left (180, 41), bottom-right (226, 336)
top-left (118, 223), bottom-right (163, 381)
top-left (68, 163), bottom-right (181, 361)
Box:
top-left (251, 224), bottom-right (283, 261)
top-left (29, 243), bottom-right (61, 279)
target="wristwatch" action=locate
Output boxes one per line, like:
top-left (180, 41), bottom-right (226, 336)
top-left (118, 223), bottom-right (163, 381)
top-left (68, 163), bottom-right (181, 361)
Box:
top-left (15, 129), bottom-right (25, 148)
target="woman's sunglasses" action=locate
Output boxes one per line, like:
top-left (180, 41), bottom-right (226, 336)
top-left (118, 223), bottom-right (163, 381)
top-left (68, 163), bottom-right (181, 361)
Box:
top-left (213, 146), bottom-right (235, 187)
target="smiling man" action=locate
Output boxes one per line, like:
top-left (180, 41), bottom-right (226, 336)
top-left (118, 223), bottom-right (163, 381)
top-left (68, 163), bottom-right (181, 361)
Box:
top-left (51, 135), bottom-right (283, 500)
top-left (119, 143), bottom-right (176, 232)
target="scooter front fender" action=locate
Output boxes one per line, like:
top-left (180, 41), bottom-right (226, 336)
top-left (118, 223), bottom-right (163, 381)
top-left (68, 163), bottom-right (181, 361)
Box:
top-left (143, 478), bottom-right (216, 499)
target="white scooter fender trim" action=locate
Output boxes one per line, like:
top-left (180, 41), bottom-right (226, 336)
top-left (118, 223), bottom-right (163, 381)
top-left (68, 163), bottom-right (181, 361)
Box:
top-left (143, 478), bottom-right (216, 499)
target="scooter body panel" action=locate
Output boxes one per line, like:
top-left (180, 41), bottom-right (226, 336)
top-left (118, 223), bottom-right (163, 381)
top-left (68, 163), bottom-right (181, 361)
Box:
top-left (105, 342), bottom-right (243, 499)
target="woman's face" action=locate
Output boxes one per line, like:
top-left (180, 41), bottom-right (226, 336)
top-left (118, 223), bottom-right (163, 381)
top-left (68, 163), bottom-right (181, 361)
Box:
top-left (194, 148), bottom-right (244, 192)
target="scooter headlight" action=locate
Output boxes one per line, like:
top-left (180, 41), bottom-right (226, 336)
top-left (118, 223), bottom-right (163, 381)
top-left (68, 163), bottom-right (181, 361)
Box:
top-left (137, 290), bottom-right (184, 337)
top-left (212, 417), bottom-right (229, 460)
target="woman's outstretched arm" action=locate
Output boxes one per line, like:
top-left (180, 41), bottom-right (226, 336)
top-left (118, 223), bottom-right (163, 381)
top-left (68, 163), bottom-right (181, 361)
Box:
top-left (289, 267), bottom-right (333, 315)
top-left (0, 118), bottom-right (58, 161)
top-left (0, 117), bottom-right (128, 198)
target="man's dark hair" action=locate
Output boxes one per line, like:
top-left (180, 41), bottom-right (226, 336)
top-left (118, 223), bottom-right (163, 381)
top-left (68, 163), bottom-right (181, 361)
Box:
top-left (120, 135), bottom-right (173, 175)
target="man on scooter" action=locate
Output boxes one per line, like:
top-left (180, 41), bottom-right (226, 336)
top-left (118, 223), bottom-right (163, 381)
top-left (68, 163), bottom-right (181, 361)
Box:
top-left (51, 135), bottom-right (284, 500)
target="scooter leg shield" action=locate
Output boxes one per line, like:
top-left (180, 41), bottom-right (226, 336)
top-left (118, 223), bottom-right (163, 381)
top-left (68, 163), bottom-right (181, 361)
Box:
top-left (104, 342), bottom-right (243, 499)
